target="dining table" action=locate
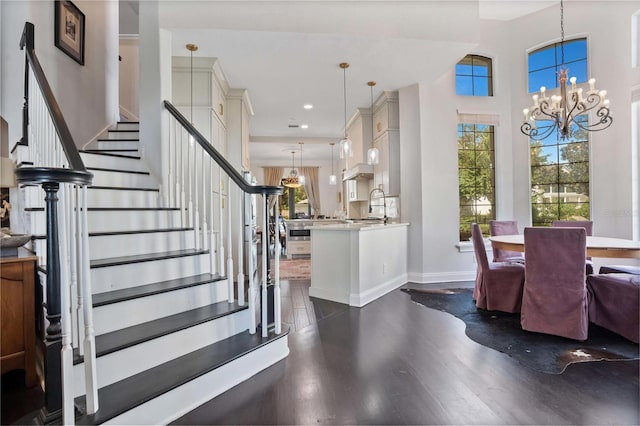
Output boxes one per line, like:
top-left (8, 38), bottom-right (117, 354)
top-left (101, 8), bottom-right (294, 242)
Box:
top-left (489, 234), bottom-right (640, 259)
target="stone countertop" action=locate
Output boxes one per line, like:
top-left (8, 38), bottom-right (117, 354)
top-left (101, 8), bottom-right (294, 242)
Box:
top-left (308, 222), bottom-right (409, 231)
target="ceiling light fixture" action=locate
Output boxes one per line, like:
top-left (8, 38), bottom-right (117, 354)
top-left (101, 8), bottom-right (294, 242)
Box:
top-left (298, 142), bottom-right (305, 185)
top-left (367, 81), bottom-right (379, 165)
top-left (300, 124), bottom-right (309, 129)
top-left (339, 62), bottom-right (353, 159)
top-left (283, 151), bottom-right (301, 188)
top-left (186, 43), bottom-right (198, 145)
top-left (521, 0), bottom-right (612, 141)
top-left (304, 104), bottom-right (313, 109)
top-left (329, 142), bottom-right (337, 185)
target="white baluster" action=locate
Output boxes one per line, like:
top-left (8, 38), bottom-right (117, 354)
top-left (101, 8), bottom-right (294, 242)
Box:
top-left (193, 139), bottom-right (200, 250)
top-left (187, 131), bottom-right (194, 228)
top-left (81, 185), bottom-right (99, 414)
top-left (58, 183), bottom-right (75, 425)
top-left (261, 198), bottom-right (268, 337)
top-left (209, 157), bottom-right (216, 274)
top-left (226, 184), bottom-right (233, 303)
top-left (274, 195), bottom-right (281, 334)
top-left (74, 185), bottom-right (85, 356)
top-left (237, 190), bottom-right (245, 306)
top-left (201, 150), bottom-right (208, 252)
top-left (218, 170), bottom-right (225, 276)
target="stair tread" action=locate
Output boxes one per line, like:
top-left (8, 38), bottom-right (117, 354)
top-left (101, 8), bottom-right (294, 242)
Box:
top-left (88, 185), bottom-right (159, 192)
top-left (96, 138), bottom-right (139, 142)
top-left (75, 299), bottom-right (243, 361)
top-left (91, 248), bottom-right (208, 268)
top-left (92, 272), bottom-right (222, 306)
top-left (31, 227), bottom-right (194, 240)
top-left (87, 166), bottom-right (150, 175)
top-left (80, 150), bottom-right (141, 160)
top-left (108, 129), bottom-right (139, 132)
top-left (74, 329), bottom-right (288, 425)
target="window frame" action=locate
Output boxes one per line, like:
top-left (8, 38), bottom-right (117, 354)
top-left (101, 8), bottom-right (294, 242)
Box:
top-left (455, 54), bottom-right (494, 97)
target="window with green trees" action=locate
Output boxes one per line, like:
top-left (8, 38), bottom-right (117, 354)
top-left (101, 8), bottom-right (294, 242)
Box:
top-left (279, 184), bottom-right (309, 219)
top-left (530, 118), bottom-right (590, 226)
top-left (456, 55), bottom-right (493, 96)
top-left (458, 124), bottom-right (495, 240)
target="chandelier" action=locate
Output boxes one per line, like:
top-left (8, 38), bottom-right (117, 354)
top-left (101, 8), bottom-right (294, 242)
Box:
top-left (521, 0), bottom-right (612, 141)
top-left (283, 151), bottom-right (301, 188)
top-left (339, 62), bottom-right (353, 159)
top-left (366, 81), bottom-right (379, 165)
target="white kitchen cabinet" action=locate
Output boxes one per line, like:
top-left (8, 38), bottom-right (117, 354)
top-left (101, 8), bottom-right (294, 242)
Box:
top-left (347, 178), bottom-right (370, 202)
top-left (226, 88), bottom-right (253, 172)
top-left (372, 91), bottom-right (399, 140)
top-left (372, 129), bottom-right (400, 196)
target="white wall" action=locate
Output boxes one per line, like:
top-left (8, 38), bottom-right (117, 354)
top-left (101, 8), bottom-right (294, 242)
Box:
top-left (119, 37), bottom-right (139, 120)
top-left (1, 0), bottom-right (118, 150)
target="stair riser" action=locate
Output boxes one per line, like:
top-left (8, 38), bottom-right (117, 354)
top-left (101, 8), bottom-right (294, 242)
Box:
top-left (91, 253), bottom-right (211, 293)
top-left (73, 309), bottom-right (249, 398)
top-left (81, 153), bottom-right (147, 173)
top-left (89, 169), bottom-right (158, 189)
top-left (92, 280), bottom-right (229, 334)
top-left (95, 140), bottom-right (139, 150)
top-left (32, 229), bottom-right (197, 261)
top-left (104, 131), bottom-right (139, 139)
top-left (106, 336), bottom-right (289, 425)
top-left (86, 188), bottom-right (161, 208)
top-left (25, 209), bottom-right (182, 234)
top-left (115, 122), bottom-right (139, 131)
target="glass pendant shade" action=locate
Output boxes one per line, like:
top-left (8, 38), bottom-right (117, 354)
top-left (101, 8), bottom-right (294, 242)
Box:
top-left (329, 142), bottom-right (337, 185)
top-left (367, 146), bottom-right (379, 165)
top-left (298, 142), bottom-right (305, 185)
top-left (283, 151), bottom-right (301, 188)
top-left (329, 174), bottom-right (337, 185)
top-left (339, 137), bottom-right (353, 159)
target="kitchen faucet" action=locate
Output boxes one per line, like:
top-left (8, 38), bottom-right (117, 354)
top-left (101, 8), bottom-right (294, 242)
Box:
top-left (368, 187), bottom-right (388, 224)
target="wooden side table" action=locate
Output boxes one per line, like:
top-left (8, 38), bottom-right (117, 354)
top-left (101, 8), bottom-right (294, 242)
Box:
top-left (1, 250), bottom-right (37, 387)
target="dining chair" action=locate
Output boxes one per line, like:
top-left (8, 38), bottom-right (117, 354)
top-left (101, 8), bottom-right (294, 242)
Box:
top-left (489, 220), bottom-right (525, 263)
top-left (471, 223), bottom-right (525, 313)
top-left (551, 220), bottom-right (594, 274)
top-left (521, 227), bottom-right (589, 340)
top-left (587, 273), bottom-right (640, 343)
top-left (598, 265), bottom-right (640, 275)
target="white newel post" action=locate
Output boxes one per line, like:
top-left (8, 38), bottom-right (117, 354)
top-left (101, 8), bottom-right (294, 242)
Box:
top-left (226, 183), bottom-right (234, 303)
top-left (261, 198), bottom-right (268, 337)
top-left (237, 191), bottom-right (245, 306)
top-left (274, 195), bottom-right (281, 334)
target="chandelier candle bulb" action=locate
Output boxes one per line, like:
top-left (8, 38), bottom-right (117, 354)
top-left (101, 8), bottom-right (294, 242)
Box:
top-left (570, 76), bottom-right (577, 90)
top-left (532, 94), bottom-right (539, 106)
top-left (540, 86), bottom-right (546, 98)
top-left (523, 108), bottom-right (530, 120)
top-left (589, 78), bottom-right (596, 91)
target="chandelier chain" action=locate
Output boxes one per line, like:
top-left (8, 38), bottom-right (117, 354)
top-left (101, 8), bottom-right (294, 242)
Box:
top-left (560, 0), bottom-right (565, 66)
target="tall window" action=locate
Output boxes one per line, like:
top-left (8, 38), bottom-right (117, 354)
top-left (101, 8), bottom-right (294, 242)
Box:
top-left (279, 185), bottom-right (310, 219)
top-left (528, 38), bottom-right (587, 93)
top-left (458, 124), bottom-right (495, 240)
top-left (528, 38), bottom-right (590, 225)
top-left (456, 55), bottom-right (493, 96)
top-left (530, 119), bottom-right (590, 226)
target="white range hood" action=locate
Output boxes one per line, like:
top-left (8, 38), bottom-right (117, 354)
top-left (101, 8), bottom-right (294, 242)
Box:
top-left (343, 163), bottom-right (373, 181)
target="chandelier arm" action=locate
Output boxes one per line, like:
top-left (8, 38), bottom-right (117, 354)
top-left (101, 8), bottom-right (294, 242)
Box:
top-left (521, 121), bottom-right (557, 141)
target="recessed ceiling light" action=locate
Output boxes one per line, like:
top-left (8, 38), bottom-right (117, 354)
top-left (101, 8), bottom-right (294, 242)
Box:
top-left (303, 104), bottom-right (313, 110)
top-left (300, 124), bottom-right (309, 129)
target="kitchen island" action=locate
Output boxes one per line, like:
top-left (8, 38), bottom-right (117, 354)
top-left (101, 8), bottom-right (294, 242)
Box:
top-left (308, 222), bottom-right (409, 307)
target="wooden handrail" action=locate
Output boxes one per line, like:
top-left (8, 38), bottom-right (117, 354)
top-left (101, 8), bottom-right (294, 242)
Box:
top-left (163, 100), bottom-right (282, 196)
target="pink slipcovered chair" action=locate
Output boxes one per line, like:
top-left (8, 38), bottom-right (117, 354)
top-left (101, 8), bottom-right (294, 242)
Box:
top-left (598, 265), bottom-right (640, 275)
top-left (471, 223), bottom-right (525, 313)
top-left (489, 220), bottom-right (525, 263)
top-left (587, 273), bottom-right (640, 343)
top-left (552, 220), bottom-right (594, 274)
top-left (521, 227), bottom-right (589, 340)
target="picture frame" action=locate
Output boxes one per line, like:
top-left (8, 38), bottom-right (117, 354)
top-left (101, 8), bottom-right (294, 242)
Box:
top-left (54, 0), bottom-right (85, 65)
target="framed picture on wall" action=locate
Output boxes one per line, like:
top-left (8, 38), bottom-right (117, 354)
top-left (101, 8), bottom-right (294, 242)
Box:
top-left (54, 0), bottom-right (85, 65)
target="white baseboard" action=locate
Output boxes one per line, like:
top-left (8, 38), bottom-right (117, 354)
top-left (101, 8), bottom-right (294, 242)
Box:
top-left (407, 270), bottom-right (476, 284)
top-left (349, 273), bottom-right (407, 307)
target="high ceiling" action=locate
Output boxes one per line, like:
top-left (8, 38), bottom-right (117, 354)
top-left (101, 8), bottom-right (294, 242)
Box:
top-left (126, 1), bottom-right (558, 163)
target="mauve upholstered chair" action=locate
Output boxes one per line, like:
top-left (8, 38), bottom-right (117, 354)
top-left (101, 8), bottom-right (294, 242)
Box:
top-left (587, 273), bottom-right (640, 343)
top-left (489, 220), bottom-right (525, 263)
top-left (598, 265), bottom-right (640, 275)
top-left (521, 227), bottom-right (589, 340)
top-left (551, 220), bottom-right (594, 274)
top-left (471, 223), bottom-right (525, 313)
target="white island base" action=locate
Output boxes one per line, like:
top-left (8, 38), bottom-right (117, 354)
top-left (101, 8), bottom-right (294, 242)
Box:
top-left (308, 223), bottom-right (409, 307)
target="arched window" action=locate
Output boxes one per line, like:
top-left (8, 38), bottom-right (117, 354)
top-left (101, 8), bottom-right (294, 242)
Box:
top-left (455, 55), bottom-right (493, 96)
top-left (528, 38), bottom-right (587, 93)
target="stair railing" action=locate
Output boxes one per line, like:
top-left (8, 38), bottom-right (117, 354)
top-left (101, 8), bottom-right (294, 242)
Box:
top-left (164, 100), bottom-right (283, 337)
top-left (16, 22), bottom-right (98, 424)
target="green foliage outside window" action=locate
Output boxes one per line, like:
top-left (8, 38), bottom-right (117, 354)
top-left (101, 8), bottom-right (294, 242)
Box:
top-left (458, 124), bottom-right (495, 240)
top-left (530, 118), bottom-right (590, 226)
top-left (279, 184), bottom-right (308, 219)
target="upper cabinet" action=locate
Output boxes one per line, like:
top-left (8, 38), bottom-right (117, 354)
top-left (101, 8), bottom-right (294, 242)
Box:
top-left (372, 91), bottom-right (400, 196)
top-left (226, 88), bottom-right (253, 171)
top-left (345, 108), bottom-right (373, 167)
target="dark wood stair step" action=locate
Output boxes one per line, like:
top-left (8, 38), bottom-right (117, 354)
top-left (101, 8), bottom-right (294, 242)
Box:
top-left (87, 166), bottom-right (150, 176)
top-left (90, 249), bottom-right (208, 269)
top-left (73, 299), bottom-right (243, 363)
top-left (74, 328), bottom-right (288, 425)
top-left (80, 150), bottom-right (141, 160)
top-left (96, 138), bottom-right (139, 142)
top-left (92, 272), bottom-right (222, 307)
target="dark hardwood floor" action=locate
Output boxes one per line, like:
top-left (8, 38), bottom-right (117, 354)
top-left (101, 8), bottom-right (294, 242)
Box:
top-left (173, 280), bottom-right (639, 425)
top-left (3, 279), bottom-right (638, 425)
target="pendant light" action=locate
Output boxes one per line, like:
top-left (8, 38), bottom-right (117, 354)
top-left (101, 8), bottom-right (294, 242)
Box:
top-left (298, 142), bottom-right (305, 185)
top-left (339, 62), bottom-right (353, 159)
top-left (329, 142), bottom-right (337, 185)
top-left (366, 81), bottom-right (379, 165)
top-left (283, 151), bottom-right (301, 188)
top-left (186, 43), bottom-right (198, 145)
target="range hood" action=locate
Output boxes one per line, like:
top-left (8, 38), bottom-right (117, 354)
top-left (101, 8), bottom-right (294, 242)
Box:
top-left (343, 163), bottom-right (373, 181)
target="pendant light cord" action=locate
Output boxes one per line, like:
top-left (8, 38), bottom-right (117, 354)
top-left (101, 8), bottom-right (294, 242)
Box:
top-left (343, 65), bottom-right (347, 139)
top-left (190, 49), bottom-right (193, 123)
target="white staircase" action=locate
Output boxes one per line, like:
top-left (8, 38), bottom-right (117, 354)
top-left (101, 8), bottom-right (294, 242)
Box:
top-left (15, 122), bottom-right (288, 425)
